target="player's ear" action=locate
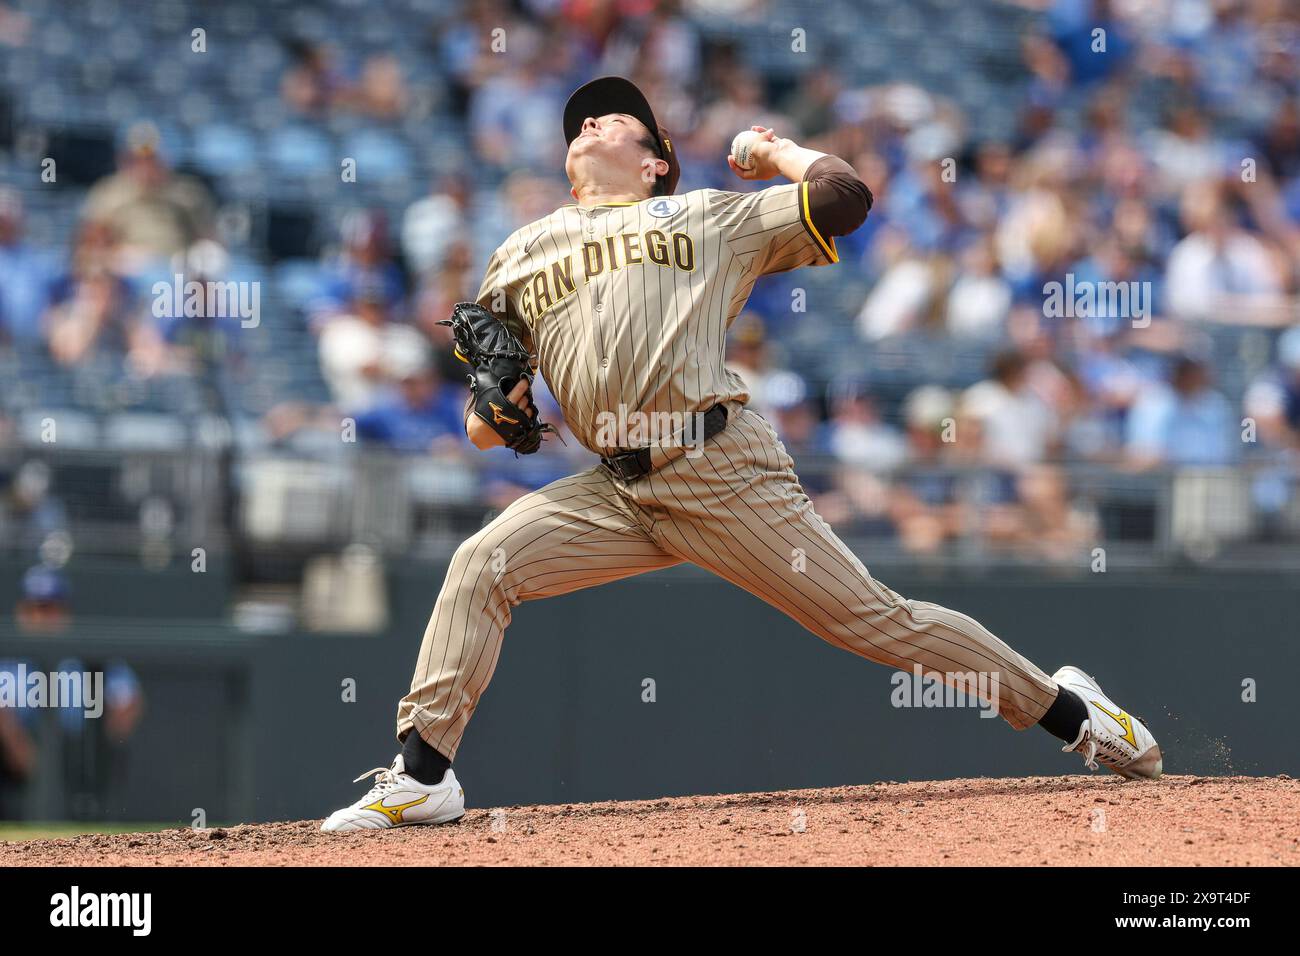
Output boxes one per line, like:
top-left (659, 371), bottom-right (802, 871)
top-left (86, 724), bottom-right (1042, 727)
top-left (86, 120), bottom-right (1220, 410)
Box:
top-left (641, 156), bottom-right (668, 185)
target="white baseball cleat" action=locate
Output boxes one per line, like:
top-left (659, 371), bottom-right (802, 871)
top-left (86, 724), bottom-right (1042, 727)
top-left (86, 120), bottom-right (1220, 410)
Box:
top-left (321, 755), bottom-right (465, 832)
top-left (1053, 665), bottom-right (1163, 780)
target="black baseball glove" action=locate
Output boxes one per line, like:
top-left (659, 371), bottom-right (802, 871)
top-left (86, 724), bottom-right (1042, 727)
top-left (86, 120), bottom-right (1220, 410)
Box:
top-left (439, 302), bottom-right (556, 455)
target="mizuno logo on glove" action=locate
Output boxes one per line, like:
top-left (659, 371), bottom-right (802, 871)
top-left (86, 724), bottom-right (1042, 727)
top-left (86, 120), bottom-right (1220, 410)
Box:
top-left (489, 402), bottom-right (519, 425)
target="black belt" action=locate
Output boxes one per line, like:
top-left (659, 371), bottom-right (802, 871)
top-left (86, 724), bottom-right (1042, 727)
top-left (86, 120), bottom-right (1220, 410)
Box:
top-left (600, 404), bottom-right (729, 483)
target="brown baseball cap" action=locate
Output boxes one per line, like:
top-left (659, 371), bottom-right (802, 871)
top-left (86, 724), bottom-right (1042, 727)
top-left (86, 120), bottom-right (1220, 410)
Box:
top-left (563, 76), bottom-right (680, 195)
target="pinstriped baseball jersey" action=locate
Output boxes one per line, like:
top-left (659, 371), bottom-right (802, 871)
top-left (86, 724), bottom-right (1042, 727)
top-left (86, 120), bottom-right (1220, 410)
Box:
top-left (475, 183), bottom-right (838, 455)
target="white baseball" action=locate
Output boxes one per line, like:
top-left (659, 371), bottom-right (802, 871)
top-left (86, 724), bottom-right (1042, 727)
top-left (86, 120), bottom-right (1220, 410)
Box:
top-left (731, 130), bottom-right (762, 171)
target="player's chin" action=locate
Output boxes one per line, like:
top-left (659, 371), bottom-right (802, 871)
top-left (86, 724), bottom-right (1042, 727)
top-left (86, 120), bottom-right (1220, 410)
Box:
top-left (568, 136), bottom-right (599, 158)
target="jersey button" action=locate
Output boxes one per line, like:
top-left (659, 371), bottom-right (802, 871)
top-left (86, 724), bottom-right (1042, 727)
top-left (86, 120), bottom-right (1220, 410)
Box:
top-left (600, 357), bottom-right (610, 369)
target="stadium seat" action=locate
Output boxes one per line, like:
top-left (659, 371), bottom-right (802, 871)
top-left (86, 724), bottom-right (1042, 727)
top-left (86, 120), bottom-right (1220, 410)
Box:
top-left (340, 129), bottom-right (414, 183)
top-left (265, 125), bottom-right (335, 178)
top-left (103, 412), bottom-right (191, 450)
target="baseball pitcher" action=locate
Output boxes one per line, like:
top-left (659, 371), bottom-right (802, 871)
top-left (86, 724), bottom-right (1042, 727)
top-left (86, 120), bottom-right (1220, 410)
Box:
top-left (323, 77), bottom-right (1161, 832)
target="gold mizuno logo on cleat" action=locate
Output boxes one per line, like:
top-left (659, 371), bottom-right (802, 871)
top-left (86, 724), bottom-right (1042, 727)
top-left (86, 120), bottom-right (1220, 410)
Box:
top-left (363, 794), bottom-right (430, 824)
top-left (1091, 700), bottom-right (1137, 748)
top-left (489, 402), bottom-right (519, 425)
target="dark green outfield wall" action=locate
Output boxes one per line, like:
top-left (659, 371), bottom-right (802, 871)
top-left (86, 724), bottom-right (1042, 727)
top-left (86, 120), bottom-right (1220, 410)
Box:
top-left (1, 562), bottom-right (1295, 823)
top-left (0, 557), bottom-right (232, 620)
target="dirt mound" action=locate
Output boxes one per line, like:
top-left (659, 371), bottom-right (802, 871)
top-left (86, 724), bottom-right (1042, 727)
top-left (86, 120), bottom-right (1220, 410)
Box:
top-left (3, 775), bottom-right (1296, 866)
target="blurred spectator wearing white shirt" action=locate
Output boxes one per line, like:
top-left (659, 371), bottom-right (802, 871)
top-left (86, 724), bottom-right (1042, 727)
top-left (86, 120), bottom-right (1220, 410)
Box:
top-left (1145, 104), bottom-right (1227, 198)
top-left (855, 227), bottom-right (935, 341)
top-left (945, 236), bottom-right (1011, 340)
top-left (402, 174), bottom-right (472, 279)
top-left (1165, 182), bottom-right (1286, 323)
top-left (318, 281), bottom-right (429, 411)
top-left (961, 352), bottom-right (1091, 560)
top-left (825, 379), bottom-right (907, 473)
top-left (960, 350), bottom-right (1059, 467)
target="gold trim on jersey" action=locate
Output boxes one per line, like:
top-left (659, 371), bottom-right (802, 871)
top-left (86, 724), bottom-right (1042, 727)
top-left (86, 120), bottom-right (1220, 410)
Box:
top-left (563, 201), bottom-right (642, 208)
top-left (799, 180), bottom-right (839, 264)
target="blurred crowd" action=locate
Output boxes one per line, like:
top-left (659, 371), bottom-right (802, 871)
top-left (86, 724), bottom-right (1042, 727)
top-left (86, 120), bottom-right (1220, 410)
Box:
top-left (1, 0), bottom-right (1299, 561)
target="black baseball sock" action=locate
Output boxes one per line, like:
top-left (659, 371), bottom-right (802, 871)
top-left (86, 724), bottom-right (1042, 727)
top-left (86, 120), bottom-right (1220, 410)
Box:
top-left (401, 731), bottom-right (452, 785)
top-left (1038, 686), bottom-right (1089, 744)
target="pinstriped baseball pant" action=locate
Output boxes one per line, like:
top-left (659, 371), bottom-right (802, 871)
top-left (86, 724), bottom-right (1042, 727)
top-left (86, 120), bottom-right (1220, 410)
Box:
top-left (398, 406), bottom-right (1060, 759)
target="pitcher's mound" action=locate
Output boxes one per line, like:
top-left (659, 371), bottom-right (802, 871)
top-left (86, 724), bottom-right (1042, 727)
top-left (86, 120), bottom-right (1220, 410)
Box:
top-left (3, 775), bottom-right (1296, 866)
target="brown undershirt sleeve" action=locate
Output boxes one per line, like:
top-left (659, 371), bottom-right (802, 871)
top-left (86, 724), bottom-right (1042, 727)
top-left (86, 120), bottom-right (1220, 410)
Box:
top-left (803, 155), bottom-right (873, 237)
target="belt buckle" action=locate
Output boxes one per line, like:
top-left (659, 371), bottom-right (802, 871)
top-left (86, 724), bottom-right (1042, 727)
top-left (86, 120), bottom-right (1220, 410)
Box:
top-left (603, 451), bottom-right (639, 482)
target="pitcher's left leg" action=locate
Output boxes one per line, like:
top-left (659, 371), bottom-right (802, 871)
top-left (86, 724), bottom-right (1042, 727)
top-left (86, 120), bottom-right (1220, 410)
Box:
top-left (639, 407), bottom-right (1056, 729)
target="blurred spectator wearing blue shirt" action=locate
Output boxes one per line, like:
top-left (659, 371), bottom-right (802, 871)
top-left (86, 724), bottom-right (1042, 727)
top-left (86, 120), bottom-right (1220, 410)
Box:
top-left (1126, 356), bottom-right (1237, 468)
top-left (311, 210), bottom-right (406, 324)
top-left (1244, 326), bottom-right (1300, 451)
top-left (352, 353), bottom-right (466, 455)
top-left (766, 370), bottom-right (830, 462)
top-left (469, 42), bottom-right (567, 172)
top-left (56, 657), bottom-right (143, 821)
top-left (6, 566), bottom-right (145, 820)
top-left (1242, 327), bottom-right (1300, 526)
top-left (154, 240), bottom-right (248, 377)
top-left (44, 220), bottom-right (163, 372)
top-left (0, 569), bottom-right (56, 819)
top-left (1043, 0), bottom-right (1135, 87)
